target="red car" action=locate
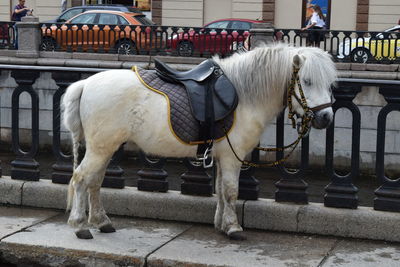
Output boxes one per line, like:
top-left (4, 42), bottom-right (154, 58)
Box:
top-left (168, 18), bottom-right (264, 56)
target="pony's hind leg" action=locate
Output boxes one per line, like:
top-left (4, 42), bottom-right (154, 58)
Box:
top-left (68, 168), bottom-right (91, 239)
top-left (219, 158), bottom-right (246, 240)
top-left (85, 146), bottom-right (118, 233)
top-left (87, 172), bottom-right (114, 233)
top-left (68, 146), bottom-right (115, 238)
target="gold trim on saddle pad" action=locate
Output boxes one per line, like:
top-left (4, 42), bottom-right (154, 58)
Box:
top-left (133, 66), bottom-right (236, 146)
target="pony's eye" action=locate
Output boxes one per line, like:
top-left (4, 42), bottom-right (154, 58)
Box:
top-left (303, 79), bottom-right (311, 86)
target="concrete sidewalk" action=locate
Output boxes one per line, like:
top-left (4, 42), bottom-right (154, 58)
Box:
top-left (1, 205), bottom-right (400, 267)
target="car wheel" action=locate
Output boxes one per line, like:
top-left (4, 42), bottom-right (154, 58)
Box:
top-left (177, 41), bottom-right (193, 56)
top-left (116, 40), bottom-right (136, 55)
top-left (41, 37), bottom-right (57, 51)
top-left (350, 48), bottom-right (371, 63)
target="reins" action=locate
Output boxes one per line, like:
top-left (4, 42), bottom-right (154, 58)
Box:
top-left (224, 66), bottom-right (332, 168)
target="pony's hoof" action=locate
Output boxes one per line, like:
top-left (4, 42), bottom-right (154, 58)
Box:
top-left (228, 231), bottom-right (247, 241)
top-left (99, 224), bottom-right (116, 233)
top-left (75, 229), bottom-right (93, 239)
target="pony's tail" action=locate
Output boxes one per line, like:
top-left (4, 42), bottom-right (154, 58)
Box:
top-left (62, 79), bottom-right (86, 211)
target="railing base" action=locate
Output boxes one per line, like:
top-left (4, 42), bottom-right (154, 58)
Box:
top-left (102, 177), bottom-right (125, 189)
top-left (275, 191), bottom-right (308, 204)
top-left (103, 166), bottom-right (125, 189)
top-left (374, 186), bottom-right (400, 212)
top-left (51, 172), bottom-right (71, 184)
top-left (181, 183), bottom-right (212, 196)
top-left (137, 168), bottom-right (168, 192)
top-left (374, 198), bottom-right (400, 212)
top-left (275, 179), bottom-right (308, 204)
top-left (180, 167), bottom-right (212, 196)
top-left (324, 194), bottom-right (358, 209)
top-left (137, 179), bottom-right (168, 192)
top-left (324, 183), bottom-right (359, 209)
top-left (11, 158), bottom-right (40, 181)
top-left (51, 162), bottom-right (73, 184)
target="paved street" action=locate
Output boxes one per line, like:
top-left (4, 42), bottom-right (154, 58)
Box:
top-left (1, 205), bottom-right (400, 267)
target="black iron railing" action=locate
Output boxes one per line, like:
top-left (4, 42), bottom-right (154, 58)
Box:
top-left (1, 65), bottom-right (400, 213)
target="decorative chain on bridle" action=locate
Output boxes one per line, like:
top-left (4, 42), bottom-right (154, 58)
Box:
top-left (224, 66), bottom-right (332, 168)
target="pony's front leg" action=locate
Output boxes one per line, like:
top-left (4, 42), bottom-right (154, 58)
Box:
top-left (214, 160), bottom-right (224, 231)
top-left (219, 158), bottom-right (245, 240)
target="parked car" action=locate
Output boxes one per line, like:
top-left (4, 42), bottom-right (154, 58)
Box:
top-left (41, 10), bottom-right (156, 54)
top-left (337, 25), bottom-right (400, 63)
top-left (168, 18), bottom-right (264, 56)
top-left (44, 4), bottom-right (144, 23)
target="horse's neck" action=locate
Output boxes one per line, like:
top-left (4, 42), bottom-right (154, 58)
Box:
top-left (217, 50), bottom-right (288, 125)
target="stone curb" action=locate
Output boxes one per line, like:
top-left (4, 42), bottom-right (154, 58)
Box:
top-left (1, 177), bottom-right (400, 242)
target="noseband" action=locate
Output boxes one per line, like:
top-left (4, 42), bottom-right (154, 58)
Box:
top-left (286, 66), bottom-right (332, 136)
top-left (224, 66), bottom-right (333, 168)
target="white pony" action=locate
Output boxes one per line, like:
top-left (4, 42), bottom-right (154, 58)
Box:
top-left (63, 44), bottom-right (337, 240)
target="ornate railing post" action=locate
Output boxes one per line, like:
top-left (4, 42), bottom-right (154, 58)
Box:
top-left (137, 151), bottom-right (168, 192)
top-left (275, 113), bottom-right (309, 204)
top-left (51, 72), bottom-right (76, 184)
top-left (374, 86), bottom-right (400, 212)
top-left (10, 70), bottom-right (40, 181)
top-left (180, 158), bottom-right (212, 196)
top-left (238, 149), bottom-right (259, 200)
top-left (324, 83), bottom-right (361, 209)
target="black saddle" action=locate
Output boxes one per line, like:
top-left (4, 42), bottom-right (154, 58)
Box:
top-left (154, 58), bottom-right (215, 83)
top-left (154, 58), bottom-right (238, 123)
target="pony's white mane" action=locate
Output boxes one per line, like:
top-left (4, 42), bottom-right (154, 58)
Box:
top-left (213, 43), bottom-right (337, 106)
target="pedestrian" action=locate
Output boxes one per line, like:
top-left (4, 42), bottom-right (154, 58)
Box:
top-left (301, 5), bottom-right (325, 47)
top-left (12, 0), bottom-right (32, 49)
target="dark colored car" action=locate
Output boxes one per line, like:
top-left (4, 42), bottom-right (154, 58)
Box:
top-left (44, 4), bottom-right (143, 23)
top-left (168, 18), bottom-right (264, 56)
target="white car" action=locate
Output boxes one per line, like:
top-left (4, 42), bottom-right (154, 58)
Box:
top-left (337, 25), bottom-right (400, 63)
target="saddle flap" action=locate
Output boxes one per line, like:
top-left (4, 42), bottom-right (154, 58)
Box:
top-left (213, 75), bottom-right (238, 120)
top-left (183, 75), bottom-right (238, 122)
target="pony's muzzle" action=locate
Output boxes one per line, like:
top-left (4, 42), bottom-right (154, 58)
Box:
top-left (312, 108), bottom-right (333, 129)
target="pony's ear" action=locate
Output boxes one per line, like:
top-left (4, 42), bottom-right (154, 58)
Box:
top-left (293, 54), bottom-right (305, 68)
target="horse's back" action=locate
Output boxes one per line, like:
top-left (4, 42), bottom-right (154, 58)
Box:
top-left (77, 69), bottom-right (196, 157)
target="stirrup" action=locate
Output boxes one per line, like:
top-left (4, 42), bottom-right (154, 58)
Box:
top-left (197, 146), bottom-right (214, 168)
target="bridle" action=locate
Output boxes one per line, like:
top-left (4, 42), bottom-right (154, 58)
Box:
top-left (286, 66), bottom-right (333, 136)
top-left (224, 66), bottom-right (332, 168)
